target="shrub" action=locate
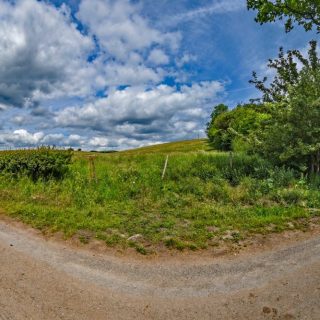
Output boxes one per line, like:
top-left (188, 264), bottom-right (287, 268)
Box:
top-left (0, 147), bottom-right (72, 180)
top-left (280, 189), bottom-right (305, 205)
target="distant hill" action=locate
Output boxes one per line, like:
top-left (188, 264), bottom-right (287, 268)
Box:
top-left (119, 139), bottom-right (212, 155)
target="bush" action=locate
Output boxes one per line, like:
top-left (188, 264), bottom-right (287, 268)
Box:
top-left (271, 188), bottom-right (306, 205)
top-left (0, 147), bottom-right (72, 180)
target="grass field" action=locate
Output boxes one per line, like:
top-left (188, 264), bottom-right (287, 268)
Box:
top-left (0, 139), bottom-right (319, 253)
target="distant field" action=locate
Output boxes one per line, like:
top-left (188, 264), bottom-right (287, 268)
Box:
top-left (0, 139), bottom-right (319, 253)
top-left (118, 139), bottom-right (212, 155)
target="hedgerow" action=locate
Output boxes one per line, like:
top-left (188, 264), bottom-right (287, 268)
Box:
top-left (0, 147), bottom-right (72, 180)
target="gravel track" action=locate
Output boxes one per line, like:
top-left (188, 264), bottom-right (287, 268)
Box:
top-left (0, 220), bottom-right (320, 319)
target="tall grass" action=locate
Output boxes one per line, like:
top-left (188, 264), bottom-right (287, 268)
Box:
top-left (0, 140), bottom-right (319, 252)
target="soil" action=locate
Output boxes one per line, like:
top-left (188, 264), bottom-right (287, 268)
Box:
top-left (0, 217), bottom-right (320, 319)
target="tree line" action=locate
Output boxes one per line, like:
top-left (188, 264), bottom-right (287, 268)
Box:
top-left (207, 1), bottom-right (320, 176)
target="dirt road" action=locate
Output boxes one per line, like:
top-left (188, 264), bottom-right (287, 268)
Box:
top-left (0, 220), bottom-right (320, 319)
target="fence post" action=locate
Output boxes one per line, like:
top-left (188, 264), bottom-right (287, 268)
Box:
top-left (162, 155), bottom-right (169, 180)
top-left (88, 156), bottom-right (97, 182)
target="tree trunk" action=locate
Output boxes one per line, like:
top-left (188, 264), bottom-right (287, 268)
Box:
top-left (309, 152), bottom-right (320, 176)
top-left (310, 154), bottom-right (315, 176)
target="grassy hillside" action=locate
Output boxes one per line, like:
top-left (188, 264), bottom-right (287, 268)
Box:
top-left (0, 140), bottom-right (319, 253)
top-left (118, 139), bottom-right (212, 155)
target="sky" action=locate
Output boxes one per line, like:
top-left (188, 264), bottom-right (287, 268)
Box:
top-left (0, 0), bottom-right (317, 150)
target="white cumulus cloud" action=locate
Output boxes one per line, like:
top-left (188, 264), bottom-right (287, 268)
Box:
top-left (0, 0), bottom-right (97, 108)
top-left (148, 49), bottom-right (170, 65)
top-left (55, 81), bottom-right (225, 145)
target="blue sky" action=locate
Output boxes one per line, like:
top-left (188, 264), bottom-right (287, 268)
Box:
top-left (0, 0), bottom-right (316, 150)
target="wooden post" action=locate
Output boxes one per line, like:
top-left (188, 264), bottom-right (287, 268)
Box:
top-left (88, 156), bottom-right (97, 182)
top-left (162, 155), bottom-right (169, 180)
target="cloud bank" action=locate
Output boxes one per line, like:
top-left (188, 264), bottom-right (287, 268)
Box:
top-left (0, 0), bottom-right (230, 150)
top-left (2, 0), bottom-right (307, 150)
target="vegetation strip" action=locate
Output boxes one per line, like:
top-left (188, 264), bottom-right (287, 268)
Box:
top-left (1, 140), bottom-right (319, 254)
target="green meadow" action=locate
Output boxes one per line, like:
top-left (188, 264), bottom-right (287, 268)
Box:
top-left (0, 139), bottom-right (319, 253)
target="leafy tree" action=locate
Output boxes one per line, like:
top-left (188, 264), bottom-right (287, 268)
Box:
top-left (206, 104), bottom-right (228, 134)
top-left (247, 0), bottom-right (320, 32)
top-left (207, 104), bottom-right (270, 151)
top-left (250, 40), bottom-right (319, 103)
top-left (207, 110), bottom-right (233, 151)
top-left (255, 101), bottom-right (320, 174)
top-left (252, 42), bottom-right (320, 174)
top-left (245, 1), bottom-right (320, 175)
top-left (206, 104), bottom-right (229, 149)
top-left (228, 105), bottom-right (271, 152)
